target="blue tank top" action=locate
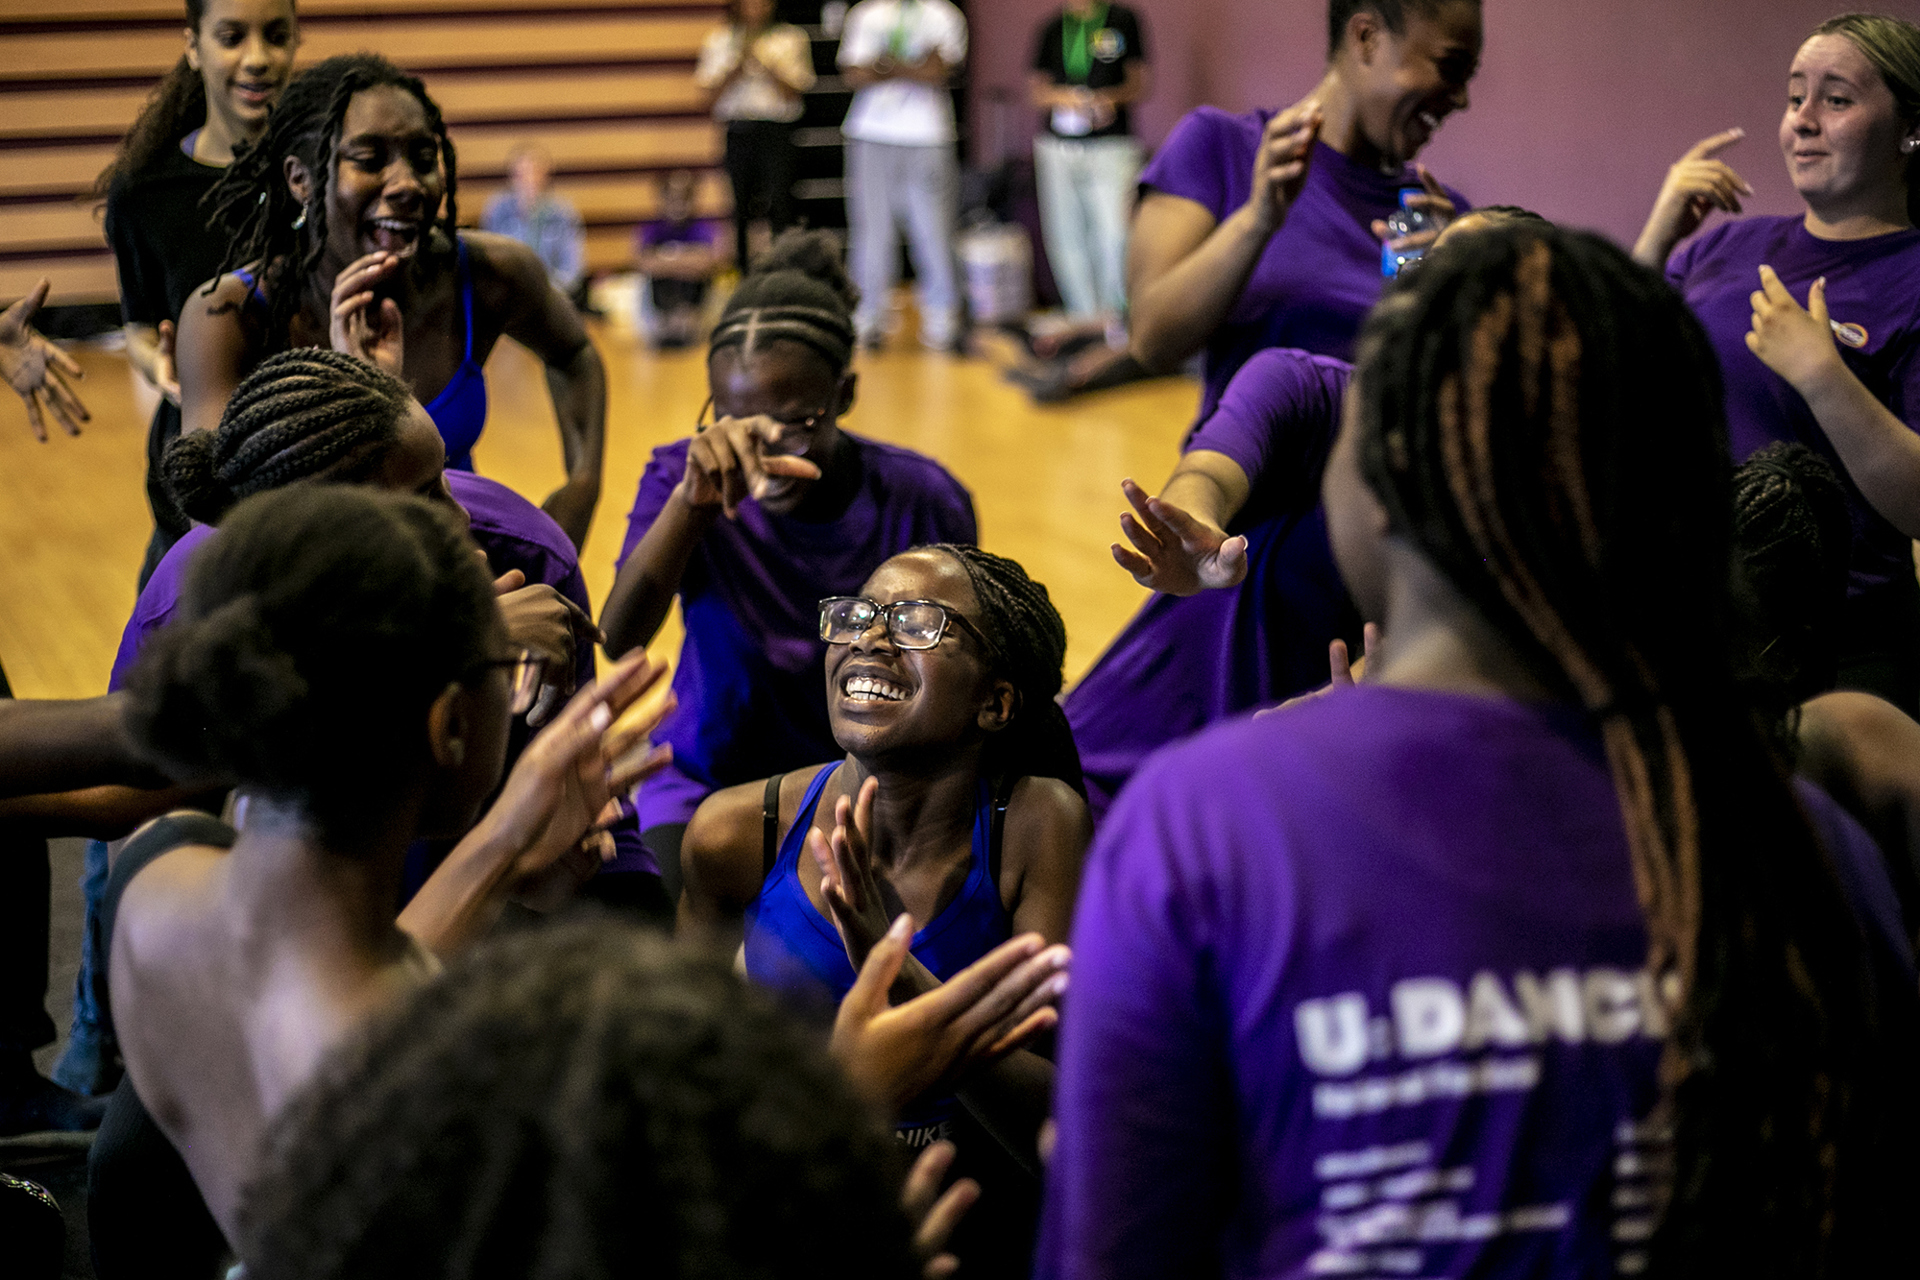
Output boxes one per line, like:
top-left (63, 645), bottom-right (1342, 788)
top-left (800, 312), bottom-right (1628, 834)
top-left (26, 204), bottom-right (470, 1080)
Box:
top-left (231, 236), bottom-right (488, 470)
top-left (744, 764), bottom-right (1015, 1144)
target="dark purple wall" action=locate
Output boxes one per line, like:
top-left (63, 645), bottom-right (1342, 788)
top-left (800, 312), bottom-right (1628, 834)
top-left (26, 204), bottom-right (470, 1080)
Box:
top-left (968, 0), bottom-right (1864, 246)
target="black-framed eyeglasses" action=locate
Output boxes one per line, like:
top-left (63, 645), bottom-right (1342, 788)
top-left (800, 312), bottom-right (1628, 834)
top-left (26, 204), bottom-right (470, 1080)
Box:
top-left (471, 650), bottom-right (546, 716)
top-left (818, 596), bottom-right (996, 657)
top-left (695, 397), bottom-right (832, 442)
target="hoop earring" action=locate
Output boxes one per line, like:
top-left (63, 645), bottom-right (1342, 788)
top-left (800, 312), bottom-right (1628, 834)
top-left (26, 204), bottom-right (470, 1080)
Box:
top-left (1904, 138), bottom-right (1918, 154)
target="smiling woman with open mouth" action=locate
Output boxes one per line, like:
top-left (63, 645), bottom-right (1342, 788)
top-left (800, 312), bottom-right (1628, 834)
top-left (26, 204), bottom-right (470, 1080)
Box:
top-left (677, 542), bottom-right (1092, 1276)
top-left (173, 53), bottom-right (609, 551)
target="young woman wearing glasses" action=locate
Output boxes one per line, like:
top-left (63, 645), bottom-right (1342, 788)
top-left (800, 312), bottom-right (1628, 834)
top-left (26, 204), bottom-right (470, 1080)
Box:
top-left (677, 542), bottom-right (1090, 1273)
top-left (602, 232), bottom-right (976, 897)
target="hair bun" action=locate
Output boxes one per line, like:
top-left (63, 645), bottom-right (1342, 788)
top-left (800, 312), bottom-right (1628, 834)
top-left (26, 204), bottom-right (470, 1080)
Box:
top-left (127, 593), bottom-right (307, 784)
top-left (161, 430), bottom-right (236, 526)
top-left (748, 229), bottom-right (860, 313)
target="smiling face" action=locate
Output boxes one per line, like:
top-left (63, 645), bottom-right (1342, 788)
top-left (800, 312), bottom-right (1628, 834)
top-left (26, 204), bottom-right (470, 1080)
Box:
top-left (825, 551), bottom-right (1013, 765)
top-left (709, 340), bottom-right (853, 515)
top-left (185, 0), bottom-right (299, 147)
top-left (1781, 33), bottom-right (1916, 219)
top-left (1345, 0), bottom-right (1481, 166)
top-left (302, 84), bottom-right (446, 269)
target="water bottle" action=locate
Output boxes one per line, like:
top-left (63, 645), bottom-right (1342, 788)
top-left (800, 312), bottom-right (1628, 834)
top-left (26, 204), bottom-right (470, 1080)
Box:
top-left (1381, 188), bottom-right (1434, 277)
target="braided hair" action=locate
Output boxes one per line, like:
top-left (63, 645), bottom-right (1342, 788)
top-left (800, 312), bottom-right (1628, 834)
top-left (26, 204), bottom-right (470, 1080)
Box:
top-left (124, 486), bottom-right (498, 847)
top-left (709, 230), bottom-right (859, 378)
top-left (1353, 223), bottom-right (1919, 1274)
top-left (921, 543), bottom-right (1084, 796)
top-left (204, 53), bottom-right (459, 349)
top-left (1730, 442), bottom-right (1852, 739)
top-left (239, 918), bottom-right (920, 1280)
top-left (162, 348), bottom-right (419, 525)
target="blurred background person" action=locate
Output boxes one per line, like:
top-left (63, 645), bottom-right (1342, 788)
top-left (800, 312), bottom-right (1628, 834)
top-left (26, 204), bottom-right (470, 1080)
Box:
top-left (633, 170), bottom-right (727, 348)
top-left (696, 0), bottom-right (815, 271)
top-left (1028, 0), bottom-right (1150, 325)
top-left (481, 142), bottom-right (588, 310)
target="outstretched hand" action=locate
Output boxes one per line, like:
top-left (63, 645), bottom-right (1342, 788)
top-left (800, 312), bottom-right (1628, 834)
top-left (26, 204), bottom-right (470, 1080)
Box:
top-left (901, 1141), bottom-right (978, 1280)
top-left (810, 775), bottom-right (894, 969)
top-left (482, 651), bottom-right (675, 909)
top-left (680, 415), bottom-right (822, 518)
top-left (1111, 477), bottom-right (1247, 595)
top-left (1, 278), bottom-right (90, 441)
top-left (329, 252), bottom-right (405, 375)
top-left (832, 914), bottom-right (1070, 1112)
top-left (1635, 128), bottom-right (1750, 265)
top-left (1747, 266), bottom-right (1845, 393)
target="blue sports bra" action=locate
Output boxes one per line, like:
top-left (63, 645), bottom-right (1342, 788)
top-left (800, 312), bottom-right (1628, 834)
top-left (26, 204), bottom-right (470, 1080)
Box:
top-left (743, 764), bottom-right (1015, 1142)
top-left (233, 235), bottom-right (488, 470)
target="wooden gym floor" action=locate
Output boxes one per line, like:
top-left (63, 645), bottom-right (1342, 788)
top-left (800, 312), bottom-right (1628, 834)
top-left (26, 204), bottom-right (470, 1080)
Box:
top-left (0, 315), bottom-right (1201, 702)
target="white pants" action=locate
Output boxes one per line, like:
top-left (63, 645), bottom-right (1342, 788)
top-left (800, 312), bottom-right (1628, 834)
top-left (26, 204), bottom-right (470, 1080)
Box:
top-left (1033, 133), bottom-right (1141, 319)
top-left (845, 138), bottom-right (961, 346)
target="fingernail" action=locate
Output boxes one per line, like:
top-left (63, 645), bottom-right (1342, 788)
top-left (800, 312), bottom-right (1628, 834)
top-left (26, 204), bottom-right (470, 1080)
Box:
top-left (589, 703), bottom-right (611, 731)
top-left (889, 913), bottom-right (912, 939)
top-left (1049, 973), bottom-right (1071, 996)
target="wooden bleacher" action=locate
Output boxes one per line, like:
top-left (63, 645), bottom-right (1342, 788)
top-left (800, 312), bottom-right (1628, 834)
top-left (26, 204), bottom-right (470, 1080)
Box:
top-left (0, 0), bottom-right (735, 305)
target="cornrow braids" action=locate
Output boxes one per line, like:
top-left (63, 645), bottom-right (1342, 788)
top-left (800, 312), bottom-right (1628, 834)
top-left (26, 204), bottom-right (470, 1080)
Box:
top-left (921, 543), bottom-right (1085, 796)
top-left (204, 54), bottom-right (459, 350)
top-left (710, 230), bottom-right (859, 376)
top-left (161, 348), bottom-right (417, 525)
top-left (1730, 443), bottom-right (1852, 738)
top-left (1353, 223), bottom-right (1919, 1275)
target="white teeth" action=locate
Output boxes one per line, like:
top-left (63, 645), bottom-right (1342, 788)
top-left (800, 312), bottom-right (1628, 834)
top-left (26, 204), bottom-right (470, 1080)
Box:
top-left (1419, 111), bottom-right (1441, 129)
top-left (843, 676), bottom-right (908, 703)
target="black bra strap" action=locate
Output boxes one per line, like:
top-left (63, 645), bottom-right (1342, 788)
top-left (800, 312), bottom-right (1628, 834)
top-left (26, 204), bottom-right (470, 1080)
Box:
top-left (762, 773), bottom-right (786, 878)
top-left (989, 773), bottom-right (1017, 893)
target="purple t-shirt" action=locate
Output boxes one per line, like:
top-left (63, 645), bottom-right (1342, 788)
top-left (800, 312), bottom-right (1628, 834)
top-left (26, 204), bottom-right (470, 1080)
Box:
top-left (1140, 109), bottom-right (1468, 423)
top-left (108, 472), bottom-right (652, 875)
top-left (1668, 215), bottom-right (1920, 595)
top-left (618, 432), bottom-right (977, 828)
top-left (1039, 683), bottom-right (1911, 1280)
top-left (638, 218), bottom-right (719, 250)
top-left (1063, 348), bottom-right (1359, 820)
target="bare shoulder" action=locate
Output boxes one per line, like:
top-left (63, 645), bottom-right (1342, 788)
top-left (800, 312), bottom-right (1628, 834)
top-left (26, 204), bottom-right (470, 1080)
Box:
top-left (113, 841), bottom-right (227, 972)
top-left (462, 230), bottom-right (550, 300)
top-left (1800, 691), bottom-right (1920, 790)
top-left (682, 778), bottom-right (779, 917)
top-left (1002, 776), bottom-right (1093, 881)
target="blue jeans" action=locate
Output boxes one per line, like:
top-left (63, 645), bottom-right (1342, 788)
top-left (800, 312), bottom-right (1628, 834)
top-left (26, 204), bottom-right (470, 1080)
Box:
top-left (51, 839), bottom-right (118, 1095)
top-left (1033, 133), bottom-right (1141, 318)
top-left (846, 137), bottom-right (961, 346)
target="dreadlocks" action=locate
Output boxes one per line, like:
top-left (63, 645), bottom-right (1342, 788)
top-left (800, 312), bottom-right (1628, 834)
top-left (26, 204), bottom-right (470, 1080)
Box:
top-left (1354, 223), bottom-right (1919, 1275)
top-left (203, 53), bottom-right (459, 349)
top-left (709, 230), bottom-right (860, 376)
top-left (920, 542), bottom-right (1084, 796)
top-left (161, 348), bottom-right (419, 525)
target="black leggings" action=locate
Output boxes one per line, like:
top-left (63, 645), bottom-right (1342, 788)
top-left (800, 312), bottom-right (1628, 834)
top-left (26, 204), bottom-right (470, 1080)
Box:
top-left (722, 120), bottom-right (799, 268)
top-left (88, 1078), bottom-right (227, 1279)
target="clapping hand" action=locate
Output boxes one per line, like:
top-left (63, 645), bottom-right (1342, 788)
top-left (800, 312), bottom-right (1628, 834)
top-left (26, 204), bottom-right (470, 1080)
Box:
top-left (1111, 476), bottom-right (1248, 595)
top-left (485, 652), bottom-right (675, 909)
top-left (329, 252), bottom-right (406, 375)
top-left (1262, 622), bottom-right (1377, 716)
top-left (1747, 266), bottom-right (1844, 393)
top-left (1, 278), bottom-right (89, 441)
top-left (1247, 98), bottom-right (1322, 234)
top-left (810, 775), bottom-right (893, 968)
top-left (902, 1141), bottom-right (977, 1280)
top-left (680, 415), bottom-right (823, 518)
top-left (832, 913), bottom-right (1071, 1112)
